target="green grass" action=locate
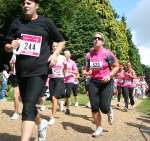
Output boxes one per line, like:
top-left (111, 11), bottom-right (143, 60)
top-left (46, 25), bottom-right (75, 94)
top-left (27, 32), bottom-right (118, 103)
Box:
top-left (70, 94), bottom-right (89, 106)
top-left (136, 97), bottom-right (150, 115)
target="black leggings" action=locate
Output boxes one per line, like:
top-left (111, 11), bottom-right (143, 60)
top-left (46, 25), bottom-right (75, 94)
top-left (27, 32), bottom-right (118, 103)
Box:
top-left (18, 75), bottom-right (47, 121)
top-left (122, 87), bottom-right (135, 109)
top-left (88, 79), bottom-right (113, 114)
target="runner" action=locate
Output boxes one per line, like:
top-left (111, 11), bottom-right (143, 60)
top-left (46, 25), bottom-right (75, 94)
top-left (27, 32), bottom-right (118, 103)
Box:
top-left (64, 50), bottom-right (78, 114)
top-left (72, 69), bottom-right (80, 107)
top-left (122, 63), bottom-right (136, 111)
top-left (4, 0), bottom-right (65, 141)
top-left (116, 64), bottom-right (125, 107)
top-left (82, 32), bottom-right (119, 137)
top-left (82, 50), bottom-right (92, 109)
top-left (9, 54), bottom-right (21, 120)
top-left (48, 42), bottom-right (66, 125)
top-left (0, 64), bottom-right (9, 101)
top-left (139, 76), bottom-right (148, 99)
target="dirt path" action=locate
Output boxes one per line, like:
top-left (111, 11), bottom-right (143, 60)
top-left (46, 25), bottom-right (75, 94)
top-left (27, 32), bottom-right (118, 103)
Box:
top-left (0, 100), bottom-right (149, 141)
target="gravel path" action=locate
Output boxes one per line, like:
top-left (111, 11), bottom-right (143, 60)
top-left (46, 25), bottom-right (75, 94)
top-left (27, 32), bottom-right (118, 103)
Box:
top-left (0, 100), bottom-right (149, 141)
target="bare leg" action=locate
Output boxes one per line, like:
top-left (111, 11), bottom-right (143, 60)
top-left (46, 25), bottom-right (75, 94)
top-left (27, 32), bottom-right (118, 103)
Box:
top-left (92, 112), bottom-right (101, 128)
top-left (51, 96), bottom-right (58, 117)
top-left (13, 86), bottom-right (20, 113)
top-left (21, 121), bottom-right (35, 141)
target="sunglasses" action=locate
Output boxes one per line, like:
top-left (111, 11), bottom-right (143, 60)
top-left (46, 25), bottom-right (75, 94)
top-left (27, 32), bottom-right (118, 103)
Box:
top-left (93, 37), bottom-right (103, 41)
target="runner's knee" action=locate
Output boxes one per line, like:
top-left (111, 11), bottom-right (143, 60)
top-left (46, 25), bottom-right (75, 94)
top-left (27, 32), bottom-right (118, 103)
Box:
top-left (22, 102), bottom-right (37, 121)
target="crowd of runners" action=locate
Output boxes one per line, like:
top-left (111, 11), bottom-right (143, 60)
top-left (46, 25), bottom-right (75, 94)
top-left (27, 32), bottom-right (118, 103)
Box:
top-left (0, 0), bottom-right (149, 141)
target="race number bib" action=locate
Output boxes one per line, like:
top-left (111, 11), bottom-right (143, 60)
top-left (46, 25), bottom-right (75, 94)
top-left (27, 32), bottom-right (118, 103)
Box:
top-left (117, 79), bottom-right (123, 83)
top-left (16, 34), bottom-right (42, 57)
top-left (90, 61), bottom-right (102, 69)
top-left (52, 68), bottom-right (62, 75)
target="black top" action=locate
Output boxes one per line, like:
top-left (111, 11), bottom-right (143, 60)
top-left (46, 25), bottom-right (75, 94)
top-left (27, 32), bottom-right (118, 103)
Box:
top-left (5, 16), bottom-right (64, 77)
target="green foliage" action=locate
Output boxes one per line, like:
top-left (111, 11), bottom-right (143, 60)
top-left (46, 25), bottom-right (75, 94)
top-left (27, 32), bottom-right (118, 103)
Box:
top-left (0, 0), bottom-right (145, 77)
top-left (142, 64), bottom-right (150, 86)
top-left (126, 28), bottom-right (143, 75)
top-left (136, 98), bottom-right (150, 115)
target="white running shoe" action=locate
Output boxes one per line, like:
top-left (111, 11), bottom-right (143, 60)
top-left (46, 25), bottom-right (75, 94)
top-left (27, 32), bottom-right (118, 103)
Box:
top-left (40, 105), bottom-right (46, 111)
top-left (124, 107), bottom-right (128, 112)
top-left (86, 101), bottom-right (91, 108)
top-left (92, 127), bottom-right (103, 137)
top-left (10, 113), bottom-right (20, 120)
top-left (48, 117), bottom-right (55, 126)
top-left (38, 119), bottom-right (48, 141)
top-left (75, 102), bottom-right (79, 107)
top-left (107, 107), bottom-right (113, 125)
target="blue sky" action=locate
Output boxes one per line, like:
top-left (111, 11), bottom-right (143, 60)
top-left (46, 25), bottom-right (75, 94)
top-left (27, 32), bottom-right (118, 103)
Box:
top-left (110, 0), bottom-right (139, 16)
top-left (110, 0), bottom-right (150, 66)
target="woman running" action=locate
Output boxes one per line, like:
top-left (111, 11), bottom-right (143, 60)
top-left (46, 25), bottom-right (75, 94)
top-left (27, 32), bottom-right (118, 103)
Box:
top-left (82, 32), bottom-right (119, 137)
top-left (48, 42), bottom-right (66, 125)
top-left (4, 0), bottom-right (65, 141)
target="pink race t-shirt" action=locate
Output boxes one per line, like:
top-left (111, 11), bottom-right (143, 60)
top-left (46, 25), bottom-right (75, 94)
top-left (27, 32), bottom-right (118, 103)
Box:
top-left (48, 55), bottom-right (65, 78)
top-left (116, 70), bottom-right (124, 87)
top-left (64, 59), bottom-right (77, 83)
top-left (123, 71), bottom-right (134, 88)
top-left (85, 48), bottom-right (117, 80)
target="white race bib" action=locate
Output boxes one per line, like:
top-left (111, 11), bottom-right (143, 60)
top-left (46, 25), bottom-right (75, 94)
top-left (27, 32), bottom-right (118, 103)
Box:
top-left (90, 61), bottom-right (102, 69)
top-left (16, 34), bottom-right (42, 57)
top-left (52, 68), bottom-right (63, 75)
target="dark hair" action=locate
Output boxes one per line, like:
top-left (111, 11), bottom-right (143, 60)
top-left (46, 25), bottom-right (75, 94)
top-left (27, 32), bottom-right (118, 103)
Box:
top-left (21, 0), bottom-right (39, 3)
top-left (3, 64), bottom-right (9, 71)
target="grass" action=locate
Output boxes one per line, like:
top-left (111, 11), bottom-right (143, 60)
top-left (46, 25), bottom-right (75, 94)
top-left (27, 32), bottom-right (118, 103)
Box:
top-left (44, 93), bottom-right (89, 106)
top-left (136, 97), bottom-right (150, 115)
top-left (70, 94), bottom-right (89, 106)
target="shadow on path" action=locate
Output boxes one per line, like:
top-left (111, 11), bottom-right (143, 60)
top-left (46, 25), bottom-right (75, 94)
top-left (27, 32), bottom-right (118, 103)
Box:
top-left (126, 122), bottom-right (150, 141)
top-left (61, 121), bottom-right (108, 134)
top-left (69, 112), bottom-right (93, 122)
top-left (0, 133), bottom-right (35, 141)
top-left (2, 109), bottom-right (14, 117)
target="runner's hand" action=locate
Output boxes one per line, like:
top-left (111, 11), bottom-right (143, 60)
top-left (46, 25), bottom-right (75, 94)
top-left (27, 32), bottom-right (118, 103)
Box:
top-left (48, 53), bottom-right (58, 67)
top-left (102, 75), bottom-right (112, 83)
top-left (11, 39), bottom-right (20, 49)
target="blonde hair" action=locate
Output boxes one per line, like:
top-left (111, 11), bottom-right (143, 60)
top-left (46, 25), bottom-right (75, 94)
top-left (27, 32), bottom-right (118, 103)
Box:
top-left (94, 32), bottom-right (105, 41)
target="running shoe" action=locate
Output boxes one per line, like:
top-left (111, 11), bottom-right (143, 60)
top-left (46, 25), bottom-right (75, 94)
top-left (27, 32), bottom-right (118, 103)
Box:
top-left (10, 113), bottom-right (20, 120)
top-left (40, 105), bottom-right (46, 111)
top-left (107, 107), bottom-right (113, 125)
top-left (48, 117), bottom-right (55, 126)
top-left (65, 109), bottom-right (70, 115)
top-left (75, 102), bottom-right (79, 107)
top-left (124, 107), bottom-right (128, 112)
top-left (92, 127), bottom-right (103, 137)
top-left (38, 119), bottom-right (48, 141)
top-left (85, 101), bottom-right (91, 108)
top-left (116, 102), bottom-right (120, 107)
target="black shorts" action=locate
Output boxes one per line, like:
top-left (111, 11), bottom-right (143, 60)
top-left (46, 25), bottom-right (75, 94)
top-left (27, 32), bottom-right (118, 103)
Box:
top-left (88, 79), bottom-right (113, 114)
top-left (9, 75), bottom-right (18, 87)
top-left (65, 83), bottom-right (74, 98)
top-left (72, 83), bottom-right (79, 96)
top-left (49, 78), bottom-right (65, 99)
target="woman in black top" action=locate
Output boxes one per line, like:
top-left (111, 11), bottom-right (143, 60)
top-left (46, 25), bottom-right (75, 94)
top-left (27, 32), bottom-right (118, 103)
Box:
top-left (4, 0), bottom-right (65, 141)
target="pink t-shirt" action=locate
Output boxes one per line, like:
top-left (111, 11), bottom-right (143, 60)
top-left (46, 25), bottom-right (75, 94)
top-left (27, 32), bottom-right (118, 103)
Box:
top-left (48, 55), bottom-right (65, 78)
top-left (116, 70), bottom-right (124, 87)
top-left (85, 48), bottom-right (117, 80)
top-left (123, 71), bottom-right (134, 88)
top-left (64, 59), bottom-right (77, 83)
